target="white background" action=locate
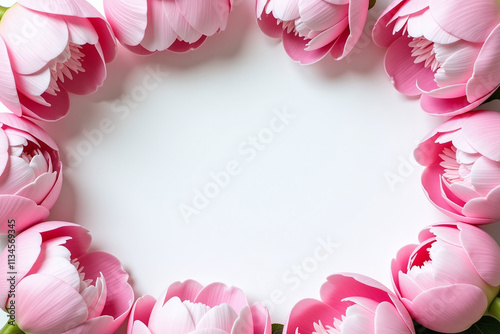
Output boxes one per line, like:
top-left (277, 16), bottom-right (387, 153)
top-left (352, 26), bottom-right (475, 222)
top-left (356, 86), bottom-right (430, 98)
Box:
top-left (2, 0), bottom-right (500, 332)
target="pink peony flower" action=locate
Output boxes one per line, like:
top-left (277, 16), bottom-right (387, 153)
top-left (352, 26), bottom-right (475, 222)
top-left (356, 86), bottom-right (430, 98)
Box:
top-left (256, 0), bottom-right (370, 64)
top-left (283, 273), bottom-right (415, 334)
top-left (128, 280), bottom-right (272, 334)
top-left (414, 110), bottom-right (500, 224)
top-left (0, 113), bottom-right (62, 235)
top-left (0, 221), bottom-right (134, 334)
top-left (372, 0), bottom-right (500, 116)
top-left (392, 223), bottom-right (500, 333)
top-left (0, 0), bottom-right (116, 121)
top-left (103, 0), bottom-right (233, 55)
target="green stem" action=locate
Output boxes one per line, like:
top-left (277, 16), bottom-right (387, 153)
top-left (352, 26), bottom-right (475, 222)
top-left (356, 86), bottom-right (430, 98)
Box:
top-left (0, 6), bottom-right (9, 20)
top-left (0, 322), bottom-right (25, 334)
top-left (487, 296), bottom-right (500, 321)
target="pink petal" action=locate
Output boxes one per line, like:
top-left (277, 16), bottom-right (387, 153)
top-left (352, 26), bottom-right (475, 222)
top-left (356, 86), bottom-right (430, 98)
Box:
top-left (63, 316), bottom-right (116, 334)
top-left (175, 0), bottom-right (231, 36)
top-left (384, 35), bottom-right (434, 96)
top-left (0, 130), bottom-right (8, 177)
top-left (270, 0), bottom-right (300, 21)
top-left (0, 113), bottom-right (58, 150)
top-left (140, 0), bottom-right (179, 52)
top-left (434, 43), bottom-right (480, 88)
top-left (306, 18), bottom-right (348, 51)
top-left (461, 110), bottom-right (500, 161)
top-left (0, 5), bottom-right (68, 75)
top-left (78, 252), bottom-right (134, 324)
top-left (420, 10), bottom-right (459, 44)
top-left (330, 0), bottom-right (369, 59)
top-left (392, 244), bottom-right (418, 295)
top-left (0, 38), bottom-right (22, 114)
top-left (462, 185), bottom-right (500, 221)
top-left (257, 13), bottom-right (286, 38)
top-left (0, 195), bottom-right (49, 234)
top-left (130, 320), bottom-right (153, 334)
top-left (103, 0), bottom-right (147, 46)
top-left (467, 25), bottom-right (500, 102)
top-left (372, 0), bottom-right (407, 48)
top-left (165, 280), bottom-right (204, 302)
top-left (298, 0), bottom-right (348, 32)
top-left (419, 91), bottom-right (489, 117)
top-left (149, 297), bottom-right (196, 334)
top-left (0, 156), bottom-right (36, 194)
top-left (429, 0), bottom-right (500, 43)
top-left (458, 223), bottom-right (500, 286)
top-left (15, 172), bottom-right (57, 205)
top-left (195, 283), bottom-right (249, 314)
top-left (58, 43), bottom-right (106, 95)
top-left (231, 307), bottom-right (254, 334)
top-left (163, 1), bottom-right (203, 44)
top-left (17, 0), bottom-right (104, 19)
top-left (282, 30), bottom-right (333, 64)
top-left (283, 298), bottom-right (338, 334)
top-left (403, 284), bottom-right (487, 333)
top-left (39, 164), bottom-right (62, 209)
top-left (470, 156), bottom-right (500, 196)
top-left (16, 274), bottom-right (88, 333)
top-left (81, 273), bottom-right (107, 319)
top-left (18, 87), bottom-right (71, 121)
top-left (0, 228), bottom-right (42, 306)
top-left (167, 36), bottom-right (207, 53)
top-left (128, 295), bottom-right (157, 333)
top-left (65, 15), bottom-right (99, 46)
top-left (197, 304), bottom-right (238, 332)
top-left (250, 303), bottom-right (272, 334)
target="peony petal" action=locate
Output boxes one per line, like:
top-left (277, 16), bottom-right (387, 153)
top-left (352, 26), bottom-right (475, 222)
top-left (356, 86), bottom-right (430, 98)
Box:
top-left (374, 301), bottom-right (415, 334)
top-left (403, 284), bottom-right (487, 333)
top-left (283, 298), bottom-right (338, 334)
top-left (103, 0), bottom-right (147, 46)
top-left (0, 113), bottom-right (58, 150)
top-left (250, 303), bottom-right (271, 334)
top-left (462, 185), bottom-right (500, 221)
top-left (458, 223), bottom-right (500, 286)
top-left (306, 18), bottom-right (348, 51)
top-left (0, 130), bottom-right (8, 176)
top-left (130, 320), bottom-right (153, 334)
top-left (78, 252), bottom-right (133, 323)
top-left (0, 4), bottom-right (68, 75)
top-left (0, 195), bottom-right (49, 234)
top-left (470, 156), bottom-right (500, 196)
top-left (257, 12), bottom-right (285, 38)
top-left (195, 283), bottom-right (248, 314)
top-left (0, 38), bottom-right (22, 114)
top-left (429, 0), bottom-right (500, 43)
top-left (17, 0), bottom-right (104, 18)
top-left (167, 36), bottom-right (207, 53)
top-left (149, 297), bottom-right (196, 334)
top-left (15, 172), bottom-right (57, 205)
top-left (0, 156), bottom-right (36, 194)
top-left (16, 274), bottom-right (88, 333)
top-left (420, 91), bottom-right (489, 117)
top-left (139, 0), bottom-right (178, 52)
top-left (384, 35), bottom-right (434, 96)
top-left (175, 0), bottom-right (231, 36)
top-left (283, 29), bottom-right (333, 64)
top-left (420, 10), bottom-right (459, 44)
top-left (434, 43), bottom-right (480, 89)
top-left (330, 0), bottom-right (369, 59)
top-left (270, 0), bottom-right (300, 21)
top-left (163, 0), bottom-right (203, 44)
top-left (298, 0), bottom-right (348, 32)
top-left (372, 0), bottom-right (407, 48)
top-left (62, 316), bottom-right (116, 334)
top-left (461, 110), bottom-right (500, 161)
top-left (467, 25), bottom-right (500, 103)
top-left (197, 304), bottom-right (238, 332)
top-left (128, 295), bottom-right (157, 333)
top-left (165, 280), bottom-right (204, 303)
top-left (231, 306), bottom-right (254, 334)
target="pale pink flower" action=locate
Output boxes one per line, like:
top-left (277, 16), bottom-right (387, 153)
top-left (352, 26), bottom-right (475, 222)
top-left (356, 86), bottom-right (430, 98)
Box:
top-left (0, 221), bottom-right (134, 334)
top-left (392, 223), bottom-right (500, 333)
top-left (415, 110), bottom-right (500, 224)
top-left (283, 273), bottom-right (415, 334)
top-left (256, 0), bottom-right (370, 64)
top-left (372, 0), bottom-right (500, 116)
top-left (0, 113), bottom-right (62, 235)
top-left (0, 0), bottom-right (116, 121)
top-left (128, 280), bottom-right (272, 334)
top-left (104, 0), bottom-right (233, 54)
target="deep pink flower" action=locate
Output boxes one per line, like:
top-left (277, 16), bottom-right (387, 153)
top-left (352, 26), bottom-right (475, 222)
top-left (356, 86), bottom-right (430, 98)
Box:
top-left (103, 0), bottom-right (233, 54)
top-left (0, 113), bottom-right (62, 235)
top-left (392, 223), bottom-right (500, 333)
top-left (0, 0), bottom-right (116, 121)
top-left (283, 273), bottom-right (415, 334)
top-left (372, 0), bottom-right (500, 116)
top-left (414, 110), bottom-right (500, 224)
top-left (128, 280), bottom-right (271, 334)
top-left (256, 0), bottom-right (369, 64)
top-left (0, 221), bottom-right (134, 333)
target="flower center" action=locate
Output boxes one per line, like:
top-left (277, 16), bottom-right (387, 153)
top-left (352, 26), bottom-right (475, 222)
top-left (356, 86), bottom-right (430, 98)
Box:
top-left (409, 37), bottom-right (441, 72)
top-left (46, 43), bottom-right (85, 96)
top-left (439, 146), bottom-right (472, 185)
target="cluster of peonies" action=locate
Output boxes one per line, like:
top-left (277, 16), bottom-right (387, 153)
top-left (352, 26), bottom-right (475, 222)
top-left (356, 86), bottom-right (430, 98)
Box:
top-left (0, 0), bottom-right (500, 333)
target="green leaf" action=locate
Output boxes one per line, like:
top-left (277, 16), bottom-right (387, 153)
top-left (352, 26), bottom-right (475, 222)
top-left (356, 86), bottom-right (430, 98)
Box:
top-left (0, 322), bottom-right (25, 334)
top-left (0, 6), bottom-right (9, 20)
top-left (369, 0), bottom-right (377, 9)
top-left (414, 316), bottom-right (500, 334)
top-left (272, 323), bottom-right (284, 334)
